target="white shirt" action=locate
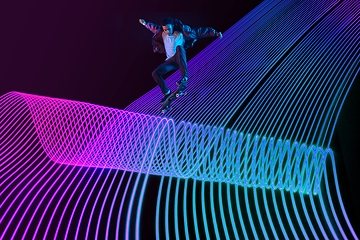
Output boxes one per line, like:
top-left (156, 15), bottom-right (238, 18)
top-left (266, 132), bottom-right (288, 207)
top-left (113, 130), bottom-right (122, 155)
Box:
top-left (162, 31), bottom-right (185, 61)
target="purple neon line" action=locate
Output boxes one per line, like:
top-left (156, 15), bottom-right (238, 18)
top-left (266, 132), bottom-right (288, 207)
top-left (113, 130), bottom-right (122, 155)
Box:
top-left (125, 0), bottom-right (277, 113)
top-left (136, 121), bottom-right (171, 240)
top-left (116, 172), bottom-right (134, 240)
top-left (14, 160), bottom-right (62, 238)
top-left (126, 119), bottom-right (169, 240)
top-left (32, 106), bottom-right (100, 239)
top-left (83, 114), bottom-right (136, 239)
top-left (74, 116), bottom-right (127, 239)
top-left (124, 0), bottom-right (284, 122)
top-left (94, 170), bottom-right (117, 240)
top-left (61, 114), bottom-right (117, 239)
top-left (2, 139), bottom-right (50, 237)
top-left (0, 119), bottom-right (39, 186)
top-left (233, 0), bottom-right (358, 147)
top-left (0, 144), bottom-right (44, 235)
top-left (73, 168), bottom-right (106, 239)
top-left (0, 105), bottom-right (30, 163)
top-left (0, 152), bottom-right (55, 239)
top-left (20, 162), bottom-right (66, 239)
top-left (74, 168), bottom-right (108, 239)
top-left (0, 104), bottom-right (27, 147)
top-left (50, 167), bottom-right (92, 239)
top-left (186, 0), bottom-right (316, 125)
top-left (0, 126), bottom-right (45, 208)
top-left (28, 97), bottom-right (104, 236)
top-left (224, 0), bottom-right (338, 133)
top-left (0, 94), bottom-right (24, 129)
top-left (105, 170), bottom-right (128, 240)
top-left (8, 151), bottom-right (48, 239)
top-left (84, 168), bottom-right (106, 238)
top-left (112, 118), bottom-right (148, 239)
top-left (0, 0), bottom-right (358, 238)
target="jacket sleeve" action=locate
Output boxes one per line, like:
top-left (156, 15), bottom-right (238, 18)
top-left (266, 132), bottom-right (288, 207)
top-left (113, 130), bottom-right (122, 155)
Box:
top-left (193, 27), bottom-right (218, 39)
top-left (143, 22), bottom-right (162, 34)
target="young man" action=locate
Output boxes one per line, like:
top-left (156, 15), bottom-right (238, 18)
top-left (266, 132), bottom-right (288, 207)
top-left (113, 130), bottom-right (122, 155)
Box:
top-left (139, 17), bottom-right (222, 103)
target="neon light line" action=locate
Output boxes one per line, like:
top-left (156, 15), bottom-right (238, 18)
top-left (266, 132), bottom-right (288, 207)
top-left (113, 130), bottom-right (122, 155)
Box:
top-left (192, 180), bottom-right (201, 240)
top-left (1, 0), bottom-right (360, 238)
top-left (226, 183), bottom-right (240, 240)
top-left (262, 188), bottom-right (279, 239)
top-left (174, 179), bottom-right (181, 240)
top-left (201, 181), bottom-right (211, 239)
top-left (209, 181), bottom-right (221, 239)
top-left (155, 176), bottom-right (165, 240)
top-left (182, 179), bottom-right (190, 240)
top-left (217, 183), bottom-right (230, 240)
top-left (164, 177), bottom-right (172, 240)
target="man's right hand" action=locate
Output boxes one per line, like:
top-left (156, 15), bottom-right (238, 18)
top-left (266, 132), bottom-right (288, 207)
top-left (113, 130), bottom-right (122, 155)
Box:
top-left (139, 19), bottom-right (146, 25)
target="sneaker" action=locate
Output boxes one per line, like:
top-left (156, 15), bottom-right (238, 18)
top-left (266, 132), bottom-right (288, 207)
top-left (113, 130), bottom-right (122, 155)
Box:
top-left (176, 77), bottom-right (188, 86)
top-left (161, 91), bottom-right (172, 103)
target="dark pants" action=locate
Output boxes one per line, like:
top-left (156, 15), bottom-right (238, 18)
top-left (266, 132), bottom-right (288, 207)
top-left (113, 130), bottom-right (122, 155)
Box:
top-left (152, 45), bottom-right (189, 94)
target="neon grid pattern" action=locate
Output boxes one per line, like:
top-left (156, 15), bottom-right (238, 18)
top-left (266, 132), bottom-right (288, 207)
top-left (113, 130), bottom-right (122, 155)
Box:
top-left (0, 0), bottom-right (359, 239)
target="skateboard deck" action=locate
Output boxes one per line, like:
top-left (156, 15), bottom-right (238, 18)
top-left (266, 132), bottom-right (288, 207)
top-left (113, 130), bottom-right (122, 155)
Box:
top-left (159, 85), bottom-right (187, 114)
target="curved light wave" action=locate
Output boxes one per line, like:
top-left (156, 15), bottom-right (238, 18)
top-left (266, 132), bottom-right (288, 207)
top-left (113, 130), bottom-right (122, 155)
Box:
top-left (1, 0), bottom-right (359, 239)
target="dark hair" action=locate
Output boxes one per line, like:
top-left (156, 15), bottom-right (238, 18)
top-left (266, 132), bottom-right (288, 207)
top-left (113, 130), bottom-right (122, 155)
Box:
top-left (161, 17), bottom-right (174, 26)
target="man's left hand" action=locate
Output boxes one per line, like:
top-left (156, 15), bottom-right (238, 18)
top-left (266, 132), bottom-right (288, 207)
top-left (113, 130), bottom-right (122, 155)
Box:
top-left (216, 32), bottom-right (222, 38)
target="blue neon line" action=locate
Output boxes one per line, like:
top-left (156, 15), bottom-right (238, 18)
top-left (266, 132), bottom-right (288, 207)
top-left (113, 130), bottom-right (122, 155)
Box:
top-left (244, 187), bottom-right (258, 239)
top-left (209, 182), bottom-right (220, 239)
top-left (174, 179), bottom-right (181, 240)
top-left (201, 181), bottom-right (211, 239)
top-left (155, 176), bottom-right (165, 240)
top-left (262, 188), bottom-right (279, 239)
top-left (183, 179), bottom-right (190, 240)
top-left (164, 177), bottom-right (172, 240)
top-left (192, 180), bottom-right (201, 240)
top-left (226, 183), bottom-right (240, 240)
top-left (253, 186), bottom-right (269, 239)
top-left (235, 184), bottom-right (249, 239)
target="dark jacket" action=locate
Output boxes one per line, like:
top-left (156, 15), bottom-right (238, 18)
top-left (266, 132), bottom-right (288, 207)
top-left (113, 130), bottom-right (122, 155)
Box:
top-left (143, 19), bottom-right (219, 54)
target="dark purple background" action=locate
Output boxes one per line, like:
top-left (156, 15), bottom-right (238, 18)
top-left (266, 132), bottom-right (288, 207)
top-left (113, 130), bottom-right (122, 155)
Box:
top-left (0, 0), bottom-right (263, 109)
top-left (1, 0), bottom-right (359, 231)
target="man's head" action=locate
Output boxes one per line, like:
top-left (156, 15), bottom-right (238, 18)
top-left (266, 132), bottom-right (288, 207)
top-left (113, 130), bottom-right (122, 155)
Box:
top-left (162, 17), bottom-right (174, 36)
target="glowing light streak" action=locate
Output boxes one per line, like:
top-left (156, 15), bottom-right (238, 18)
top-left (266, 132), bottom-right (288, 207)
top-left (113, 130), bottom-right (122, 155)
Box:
top-left (1, 0), bottom-right (359, 238)
top-left (182, 179), bottom-right (190, 240)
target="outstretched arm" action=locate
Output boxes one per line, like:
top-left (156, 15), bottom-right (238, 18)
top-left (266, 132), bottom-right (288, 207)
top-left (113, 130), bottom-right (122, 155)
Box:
top-left (191, 26), bottom-right (222, 39)
top-left (139, 19), bottom-right (161, 34)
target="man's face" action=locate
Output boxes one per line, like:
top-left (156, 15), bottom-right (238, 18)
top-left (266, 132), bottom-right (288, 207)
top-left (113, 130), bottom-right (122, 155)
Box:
top-left (162, 24), bottom-right (173, 36)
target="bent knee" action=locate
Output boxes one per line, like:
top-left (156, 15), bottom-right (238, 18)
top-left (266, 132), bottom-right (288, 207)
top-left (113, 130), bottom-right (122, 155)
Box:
top-left (152, 69), bottom-right (160, 77)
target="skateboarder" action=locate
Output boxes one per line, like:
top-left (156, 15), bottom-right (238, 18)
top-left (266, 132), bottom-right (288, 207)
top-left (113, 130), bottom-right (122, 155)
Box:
top-left (139, 17), bottom-right (222, 103)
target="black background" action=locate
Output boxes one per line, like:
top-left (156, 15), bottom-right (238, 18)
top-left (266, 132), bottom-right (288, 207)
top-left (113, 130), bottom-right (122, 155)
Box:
top-left (1, 0), bottom-right (359, 234)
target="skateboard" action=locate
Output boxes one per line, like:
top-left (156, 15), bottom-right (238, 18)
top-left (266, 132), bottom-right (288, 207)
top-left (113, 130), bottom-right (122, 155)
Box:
top-left (159, 84), bottom-right (187, 114)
